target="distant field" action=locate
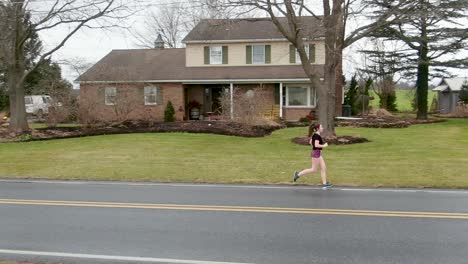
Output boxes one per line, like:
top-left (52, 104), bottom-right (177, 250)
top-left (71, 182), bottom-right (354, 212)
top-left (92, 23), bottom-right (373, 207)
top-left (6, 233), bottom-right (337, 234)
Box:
top-left (369, 89), bottom-right (437, 112)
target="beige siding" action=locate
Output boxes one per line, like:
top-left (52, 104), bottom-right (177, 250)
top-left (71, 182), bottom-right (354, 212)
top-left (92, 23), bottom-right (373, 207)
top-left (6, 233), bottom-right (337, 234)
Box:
top-left (186, 41), bottom-right (325, 67)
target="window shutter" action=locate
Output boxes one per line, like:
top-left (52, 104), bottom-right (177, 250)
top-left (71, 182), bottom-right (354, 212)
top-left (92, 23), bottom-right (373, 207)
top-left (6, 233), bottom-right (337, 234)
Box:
top-left (246, 45), bottom-right (252, 64)
top-left (265, 45), bottom-right (271, 64)
top-left (98, 88), bottom-right (105, 105)
top-left (289, 44), bottom-right (296, 63)
top-left (309, 44), bottom-right (316, 63)
top-left (222, 46), bottom-right (228, 64)
top-left (204, 46), bottom-right (210, 64)
top-left (156, 86), bottom-right (163, 105)
top-left (139, 86), bottom-right (145, 105)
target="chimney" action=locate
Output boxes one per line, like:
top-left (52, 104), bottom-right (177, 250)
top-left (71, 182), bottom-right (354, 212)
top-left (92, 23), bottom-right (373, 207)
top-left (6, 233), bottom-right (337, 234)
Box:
top-left (154, 33), bottom-right (165, 50)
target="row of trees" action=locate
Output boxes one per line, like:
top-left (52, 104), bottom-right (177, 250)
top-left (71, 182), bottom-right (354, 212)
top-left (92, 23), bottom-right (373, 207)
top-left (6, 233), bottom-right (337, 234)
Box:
top-left (1, 0), bottom-right (467, 138)
top-left (0, 0), bottom-right (131, 134)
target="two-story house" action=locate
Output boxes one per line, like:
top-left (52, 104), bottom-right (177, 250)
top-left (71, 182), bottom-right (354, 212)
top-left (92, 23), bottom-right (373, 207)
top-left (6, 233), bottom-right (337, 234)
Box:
top-left (78, 17), bottom-right (341, 121)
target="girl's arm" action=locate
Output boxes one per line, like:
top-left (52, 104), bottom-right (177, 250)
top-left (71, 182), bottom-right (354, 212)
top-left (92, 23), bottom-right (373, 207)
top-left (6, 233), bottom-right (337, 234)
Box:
top-left (314, 140), bottom-right (328, 148)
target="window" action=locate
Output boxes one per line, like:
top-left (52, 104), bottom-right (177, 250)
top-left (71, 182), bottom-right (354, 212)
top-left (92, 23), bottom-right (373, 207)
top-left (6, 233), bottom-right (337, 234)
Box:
top-left (25, 97), bottom-right (33, 105)
top-left (144, 86), bottom-right (158, 105)
top-left (210, 46), bottom-right (222, 65)
top-left (286, 85), bottom-right (316, 107)
top-left (204, 46), bottom-right (228, 64)
top-left (296, 44), bottom-right (310, 63)
top-left (252, 45), bottom-right (265, 64)
top-left (105, 87), bottom-right (117, 105)
top-left (290, 44), bottom-right (315, 64)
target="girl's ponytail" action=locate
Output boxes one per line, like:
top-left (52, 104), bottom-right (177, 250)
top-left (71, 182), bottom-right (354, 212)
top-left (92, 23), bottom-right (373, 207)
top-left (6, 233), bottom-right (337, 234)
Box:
top-left (308, 123), bottom-right (321, 137)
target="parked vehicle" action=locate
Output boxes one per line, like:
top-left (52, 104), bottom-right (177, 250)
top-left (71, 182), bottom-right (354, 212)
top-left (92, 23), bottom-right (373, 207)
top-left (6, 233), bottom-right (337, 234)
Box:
top-left (25, 95), bottom-right (52, 118)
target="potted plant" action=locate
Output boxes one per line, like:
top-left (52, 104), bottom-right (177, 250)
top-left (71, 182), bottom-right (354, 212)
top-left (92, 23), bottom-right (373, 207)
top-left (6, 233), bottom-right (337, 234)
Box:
top-left (187, 100), bottom-right (202, 120)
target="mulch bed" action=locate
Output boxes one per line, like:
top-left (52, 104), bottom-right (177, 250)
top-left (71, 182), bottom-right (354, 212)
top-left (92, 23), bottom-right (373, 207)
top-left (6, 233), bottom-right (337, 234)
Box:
top-left (0, 121), bottom-right (286, 142)
top-left (337, 116), bottom-right (446, 128)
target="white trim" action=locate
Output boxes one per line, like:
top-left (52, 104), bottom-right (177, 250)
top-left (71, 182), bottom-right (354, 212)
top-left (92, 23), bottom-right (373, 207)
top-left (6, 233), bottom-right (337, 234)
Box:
top-left (230, 83), bottom-right (234, 119)
top-left (80, 78), bottom-right (321, 84)
top-left (251, 44), bottom-right (266, 64)
top-left (144, 86), bottom-right (158, 105)
top-left (183, 37), bottom-right (325, 44)
top-left (209, 46), bottom-right (223, 65)
top-left (285, 84), bottom-right (317, 108)
top-left (279, 82), bottom-right (283, 118)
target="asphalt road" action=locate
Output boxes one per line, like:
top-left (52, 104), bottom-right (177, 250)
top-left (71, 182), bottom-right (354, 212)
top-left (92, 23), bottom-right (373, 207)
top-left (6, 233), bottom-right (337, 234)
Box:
top-left (0, 180), bottom-right (468, 264)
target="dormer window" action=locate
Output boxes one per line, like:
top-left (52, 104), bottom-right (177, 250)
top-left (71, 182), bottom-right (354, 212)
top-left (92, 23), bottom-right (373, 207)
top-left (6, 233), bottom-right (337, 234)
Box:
top-left (204, 46), bottom-right (228, 65)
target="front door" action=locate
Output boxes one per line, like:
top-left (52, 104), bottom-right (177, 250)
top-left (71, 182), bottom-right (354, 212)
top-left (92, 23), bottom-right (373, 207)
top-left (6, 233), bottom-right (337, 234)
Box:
top-left (204, 87), bottom-right (224, 114)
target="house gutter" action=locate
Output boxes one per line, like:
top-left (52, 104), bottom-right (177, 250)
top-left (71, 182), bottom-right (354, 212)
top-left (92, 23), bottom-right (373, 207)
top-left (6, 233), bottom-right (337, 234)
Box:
top-left (182, 37), bottom-right (325, 44)
top-left (78, 78), bottom-right (323, 84)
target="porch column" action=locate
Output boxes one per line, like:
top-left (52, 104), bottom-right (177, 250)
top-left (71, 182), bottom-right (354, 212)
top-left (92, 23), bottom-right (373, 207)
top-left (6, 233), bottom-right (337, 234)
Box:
top-left (279, 82), bottom-right (283, 118)
top-left (230, 83), bottom-right (234, 119)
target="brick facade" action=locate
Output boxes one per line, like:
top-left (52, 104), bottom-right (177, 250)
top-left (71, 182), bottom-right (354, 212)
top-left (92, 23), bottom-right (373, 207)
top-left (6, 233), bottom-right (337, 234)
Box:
top-left (80, 83), bottom-right (185, 122)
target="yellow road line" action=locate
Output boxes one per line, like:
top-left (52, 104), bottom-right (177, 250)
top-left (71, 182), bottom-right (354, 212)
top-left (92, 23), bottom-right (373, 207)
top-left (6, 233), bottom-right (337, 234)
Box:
top-left (0, 198), bottom-right (467, 219)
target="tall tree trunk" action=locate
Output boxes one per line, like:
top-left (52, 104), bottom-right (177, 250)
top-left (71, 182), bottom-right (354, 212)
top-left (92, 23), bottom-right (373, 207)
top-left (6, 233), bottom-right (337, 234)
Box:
top-left (8, 1), bottom-right (29, 134)
top-left (320, 19), bottom-right (337, 138)
top-left (416, 12), bottom-right (428, 120)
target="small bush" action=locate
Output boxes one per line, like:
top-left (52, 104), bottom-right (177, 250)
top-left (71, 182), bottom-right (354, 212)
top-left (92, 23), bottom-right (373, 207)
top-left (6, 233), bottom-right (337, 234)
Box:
top-left (164, 101), bottom-right (175, 122)
top-left (459, 80), bottom-right (468, 104)
top-left (0, 88), bottom-right (8, 111)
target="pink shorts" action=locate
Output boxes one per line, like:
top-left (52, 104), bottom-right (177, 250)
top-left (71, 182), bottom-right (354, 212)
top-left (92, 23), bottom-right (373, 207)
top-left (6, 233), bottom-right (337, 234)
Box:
top-left (311, 149), bottom-right (321, 158)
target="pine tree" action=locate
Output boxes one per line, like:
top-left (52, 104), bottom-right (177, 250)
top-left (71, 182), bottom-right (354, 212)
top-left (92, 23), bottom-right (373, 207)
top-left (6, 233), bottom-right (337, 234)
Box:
top-left (459, 80), bottom-right (468, 104)
top-left (370, 0), bottom-right (468, 119)
top-left (164, 101), bottom-right (175, 122)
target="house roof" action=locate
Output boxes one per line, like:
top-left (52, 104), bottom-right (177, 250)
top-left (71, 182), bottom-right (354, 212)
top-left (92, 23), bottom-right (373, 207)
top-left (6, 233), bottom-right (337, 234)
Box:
top-left (433, 77), bottom-right (468, 92)
top-left (182, 17), bottom-right (325, 43)
top-left (78, 48), bottom-right (323, 83)
top-left (433, 85), bottom-right (448, 91)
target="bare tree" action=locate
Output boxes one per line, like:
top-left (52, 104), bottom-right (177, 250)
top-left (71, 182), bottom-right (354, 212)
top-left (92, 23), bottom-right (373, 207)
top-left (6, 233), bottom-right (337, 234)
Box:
top-left (360, 39), bottom-right (401, 111)
top-left (133, 0), bottom-right (237, 49)
top-left (0, 0), bottom-right (133, 135)
top-left (223, 0), bottom-right (412, 137)
top-left (133, 2), bottom-right (185, 48)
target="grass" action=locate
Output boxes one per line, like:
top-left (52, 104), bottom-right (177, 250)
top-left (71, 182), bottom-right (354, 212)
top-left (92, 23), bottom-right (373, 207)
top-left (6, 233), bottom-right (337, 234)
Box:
top-left (1, 118), bottom-right (467, 188)
top-left (369, 89), bottom-right (437, 112)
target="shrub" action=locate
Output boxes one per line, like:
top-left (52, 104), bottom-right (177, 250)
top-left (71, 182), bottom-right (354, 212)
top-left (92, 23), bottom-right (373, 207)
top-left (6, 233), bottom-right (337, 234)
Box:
top-left (219, 87), bottom-right (271, 125)
top-left (164, 101), bottom-right (175, 122)
top-left (344, 75), bottom-right (359, 115)
top-left (0, 88), bottom-right (8, 111)
top-left (459, 80), bottom-right (468, 104)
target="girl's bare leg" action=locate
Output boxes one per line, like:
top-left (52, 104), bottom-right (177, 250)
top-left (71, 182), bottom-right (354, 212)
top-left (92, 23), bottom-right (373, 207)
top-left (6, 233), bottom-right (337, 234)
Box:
top-left (298, 158), bottom-right (320, 176)
top-left (319, 157), bottom-right (327, 184)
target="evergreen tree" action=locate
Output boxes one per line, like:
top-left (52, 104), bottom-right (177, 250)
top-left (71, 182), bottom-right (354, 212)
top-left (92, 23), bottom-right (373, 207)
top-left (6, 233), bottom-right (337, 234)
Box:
top-left (370, 0), bottom-right (468, 119)
top-left (164, 101), bottom-right (175, 122)
top-left (459, 80), bottom-right (468, 104)
top-left (344, 75), bottom-right (359, 115)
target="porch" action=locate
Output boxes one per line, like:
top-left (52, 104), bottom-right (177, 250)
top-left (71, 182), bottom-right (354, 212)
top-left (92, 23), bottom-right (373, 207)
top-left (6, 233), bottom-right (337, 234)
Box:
top-left (183, 82), bottom-right (317, 121)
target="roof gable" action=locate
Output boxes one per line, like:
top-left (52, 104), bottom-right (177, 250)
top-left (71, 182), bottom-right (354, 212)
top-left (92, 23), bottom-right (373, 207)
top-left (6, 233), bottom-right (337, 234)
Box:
top-left (183, 17), bottom-right (324, 43)
top-left (435, 77), bottom-right (468, 92)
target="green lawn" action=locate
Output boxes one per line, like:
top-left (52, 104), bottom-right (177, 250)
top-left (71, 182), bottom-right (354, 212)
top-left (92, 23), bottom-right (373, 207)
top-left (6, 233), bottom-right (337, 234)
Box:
top-left (369, 89), bottom-right (437, 112)
top-left (1, 118), bottom-right (467, 188)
